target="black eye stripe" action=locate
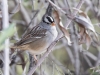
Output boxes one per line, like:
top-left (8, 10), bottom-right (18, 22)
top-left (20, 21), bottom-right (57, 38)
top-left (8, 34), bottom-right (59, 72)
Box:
top-left (42, 16), bottom-right (54, 24)
top-left (46, 16), bottom-right (54, 23)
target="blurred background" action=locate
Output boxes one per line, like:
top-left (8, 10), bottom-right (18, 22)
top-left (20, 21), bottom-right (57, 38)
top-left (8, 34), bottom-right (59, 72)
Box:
top-left (0, 0), bottom-right (100, 75)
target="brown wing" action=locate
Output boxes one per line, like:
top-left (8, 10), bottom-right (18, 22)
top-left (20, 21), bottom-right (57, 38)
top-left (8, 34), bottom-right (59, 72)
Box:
top-left (15, 25), bottom-right (47, 46)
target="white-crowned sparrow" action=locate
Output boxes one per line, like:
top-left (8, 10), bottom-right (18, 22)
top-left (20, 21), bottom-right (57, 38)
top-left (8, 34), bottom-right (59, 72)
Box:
top-left (12, 15), bottom-right (58, 60)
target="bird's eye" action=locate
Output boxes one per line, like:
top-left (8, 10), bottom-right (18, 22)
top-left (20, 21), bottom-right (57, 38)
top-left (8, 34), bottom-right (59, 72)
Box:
top-left (46, 16), bottom-right (54, 22)
top-left (43, 16), bottom-right (54, 24)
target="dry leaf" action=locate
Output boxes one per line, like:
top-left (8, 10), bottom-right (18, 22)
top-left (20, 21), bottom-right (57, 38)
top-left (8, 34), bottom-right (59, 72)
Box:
top-left (59, 23), bottom-right (71, 45)
top-left (53, 10), bottom-right (71, 45)
top-left (74, 10), bottom-right (98, 39)
top-left (85, 31), bottom-right (91, 50)
top-left (75, 15), bottom-right (95, 32)
top-left (78, 24), bottom-right (85, 38)
top-left (76, 23), bottom-right (85, 45)
top-left (78, 31), bottom-right (91, 50)
top-left (73, 9), bottom-right (98, 50)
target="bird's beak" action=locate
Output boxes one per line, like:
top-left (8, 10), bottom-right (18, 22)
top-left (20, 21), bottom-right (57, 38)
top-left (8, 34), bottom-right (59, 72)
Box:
top-left (51, 22), bottom-right (55, 26)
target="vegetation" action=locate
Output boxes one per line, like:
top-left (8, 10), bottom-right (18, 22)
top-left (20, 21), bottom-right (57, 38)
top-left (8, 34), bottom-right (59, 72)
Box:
top-left (0, 0), bottom-right (100, 75)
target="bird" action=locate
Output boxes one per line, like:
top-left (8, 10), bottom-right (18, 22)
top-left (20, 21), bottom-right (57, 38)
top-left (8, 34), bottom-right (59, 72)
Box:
top-left (11, 15), bottom-right (58, 62)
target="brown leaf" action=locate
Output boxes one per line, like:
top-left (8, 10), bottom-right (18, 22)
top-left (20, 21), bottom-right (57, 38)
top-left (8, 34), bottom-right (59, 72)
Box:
top-left (53, 10), bottom-right (71, 45)
top-left (75, 15), bottom-right (95, 32)
top-left (79, 32), bottom-right (85, 45)
top-left (53, 10), bottom-right (60, 26)
top-left (74, 10), bottom-right (98, 40)
top-left (59, 24), bottom-right (71, 45)
top-left (73, 8), bottom-right (90, 21)
top-left (85, 32), bottom-right (91, 50)
top-left (77, 23), bottom-right (85, 45)
top-left (78, 24), bottom-right (85, 38)
top-left (78, 31), bottom-right (91, 50)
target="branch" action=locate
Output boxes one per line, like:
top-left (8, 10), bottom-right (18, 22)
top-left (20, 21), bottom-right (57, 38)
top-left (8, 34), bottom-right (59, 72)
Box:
top-left (14, 0), bottom-right (31, 25)
top-left (70, 22), bottom-right (80, 75)
top-left (83, 53), bottom-right (93, 67)
top-left (66, 0), bottom-right (85, 28)
top-left (62, 39), bottom-right (75, 65)
top-left (49, 53), bottom-right (69, 74)
top-left (2, 0), bottom-right (10, 75)
top-left (45, 0), bottom-right (54, 16)
top-left (46, 0), bottom-right (66, 14)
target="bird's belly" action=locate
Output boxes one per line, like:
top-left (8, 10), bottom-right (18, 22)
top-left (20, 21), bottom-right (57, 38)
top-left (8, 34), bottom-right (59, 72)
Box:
top-left (28, 37), bottom-right (50, 55)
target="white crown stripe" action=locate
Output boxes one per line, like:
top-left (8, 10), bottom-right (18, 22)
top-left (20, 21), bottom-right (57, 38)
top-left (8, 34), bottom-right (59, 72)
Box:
top-left (48, 16), bottom-right (53, 22)
top-left (44, 16), bottom-right (54, 24)
top-left (44, 17), bottom-right (50, 23)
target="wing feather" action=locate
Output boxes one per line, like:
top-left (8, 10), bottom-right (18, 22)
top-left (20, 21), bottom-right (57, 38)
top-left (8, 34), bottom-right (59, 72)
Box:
top-left (15, 25), bottom-right (47, 46)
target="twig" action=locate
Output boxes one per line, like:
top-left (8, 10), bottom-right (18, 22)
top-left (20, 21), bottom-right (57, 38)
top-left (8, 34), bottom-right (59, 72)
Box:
top-left (46, 0), bottom-right (66, 14)
top-left (2, 0), bottom-right (10, 75)
top-left (47, 0), bottom-right (73, 19)
top-left (62, 0), bottom-right (75, 65)
top-left (45, 0), bottom-right (54, 16)
top-left (62, 39), bottom-right (75, 65)
top-left (53, 44), bottom-right (64, 50)
top-left (9, 20), bottom-right (26, 26)
top-left (70, 22), bottom-right (80, 75)
top-left (85, 51), bottom-right (97, 61)
top-left (95, 47), bottom-right (100, 66)
top-left (63, 0), bottom-right (72, 14)
top-left (9, 0), bottom-right (21, 19)
top-left (10, 65), bottom-right (17, 75)
top-left (14, 0), bottom-right (31, 25)
top-left (83, 52), bottom-right (93, 67)
top-left (85, 0), bottom-right (100, 21)
top-left (49, 53), bottom-right (69, 74)
top-left (66, 0), bottom-right (85, 28)
top-left (64, 1), bottom-right (83, 74)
